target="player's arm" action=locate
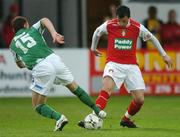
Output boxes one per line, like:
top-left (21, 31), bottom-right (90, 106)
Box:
top-left (91, 21), bottom-right (108, 57)
top-left (139, 24), bottom-right (173, 69)
top-left (16, 60), bottom-right (26, 68)
top-left (11, 50), bottom-right (26, 68)
top-left (33, 18), bottom-right (64, 44)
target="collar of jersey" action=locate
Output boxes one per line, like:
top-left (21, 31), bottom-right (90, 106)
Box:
top-left (116, 18), bottom-right (131, 28)
top-left (15, 28), bottom-right (27, 35)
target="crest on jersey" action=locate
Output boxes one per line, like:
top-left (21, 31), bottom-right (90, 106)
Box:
top-left (109, 69), bottom-right (114, 73)
top-left (121, 30), bottom-right (126, 36)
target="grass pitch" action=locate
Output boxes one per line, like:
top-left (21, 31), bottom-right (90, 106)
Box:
top-left (0, 96), bottom-right (180, 137)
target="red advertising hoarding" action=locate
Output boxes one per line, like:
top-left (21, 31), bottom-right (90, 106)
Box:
top-left (89, 49), bottom-right (180, 96)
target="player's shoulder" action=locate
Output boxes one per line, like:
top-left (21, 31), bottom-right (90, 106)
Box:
top-left (130, 18), bottom-right (140, 28)
top-left (27, 27), bottom-right (39, 35)
top-left (107, 18), bottom-right (118, 25)
top-left (29, 26), bottom-right (37, 32)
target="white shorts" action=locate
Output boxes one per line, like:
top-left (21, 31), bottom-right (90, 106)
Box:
top-left (30, 53), bottom-right (74, 96)
top-left (103, 62), bottom-right (145, 93)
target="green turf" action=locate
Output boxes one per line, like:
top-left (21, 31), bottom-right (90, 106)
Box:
top-left (0, 96), bottom-right (180, 137)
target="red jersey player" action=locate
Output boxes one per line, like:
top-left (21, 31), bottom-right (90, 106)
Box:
top-left (79, 5), bottom-right (173, 128)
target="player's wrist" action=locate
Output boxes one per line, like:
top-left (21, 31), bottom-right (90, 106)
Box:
top-left (51, 30), bottom-right (57, 35)
top-left (91, 47), bottom-right (96, 51)
top-left (162, 54), bottom-right (168, 58)
top-left (51, 31), bottom-right (58, 39)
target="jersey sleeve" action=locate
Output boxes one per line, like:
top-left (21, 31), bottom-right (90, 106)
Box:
top-left (96, 21), bottom-right (108, 36)
top-left (139, 24), bottom-right (166, 56)
top-left (32, 21), bottom-right (45, 34)
top-left (91, 21), bottom-right (108, 51)
top-left (139, 24), bottom-right (152, 41)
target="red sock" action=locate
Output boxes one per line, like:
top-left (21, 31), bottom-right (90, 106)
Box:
top-left (96, 90), bottom-right (110, 110)
top-left (125, 99), bottom-right (144, 118)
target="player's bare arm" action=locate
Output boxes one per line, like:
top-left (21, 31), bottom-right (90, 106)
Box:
top-left (40, 18), bottom-right (65, 44)
top-left (16, 60), bottom-right (26, 68)
top-left (10, 50), bottom-right (26, 69)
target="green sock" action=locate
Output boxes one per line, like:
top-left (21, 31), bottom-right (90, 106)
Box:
top-left (73, 86), bottom-right (100, 115)
top-left (35, 104), bottom-right (61, 121)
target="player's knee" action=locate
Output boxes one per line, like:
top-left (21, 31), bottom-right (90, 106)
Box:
top-left (132, 89), bottom-right (145, 105)
top-left (66, 81), bottom-right (78, 92)
top-left (134, 96), bottom-right (144, 105)
top-left (101, 77), bottom-right (114, 95)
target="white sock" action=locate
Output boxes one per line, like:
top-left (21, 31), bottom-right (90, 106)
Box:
top-left (125, 111), bottom-right (132, 119)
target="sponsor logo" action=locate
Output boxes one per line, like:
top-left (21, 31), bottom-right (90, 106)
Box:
top-left (34, 84), bottom-right (43, 90)
top-left (114, 38), bottom-right (133, 50)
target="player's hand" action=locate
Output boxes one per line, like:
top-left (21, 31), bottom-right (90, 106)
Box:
top-left (52, 32), bottom-right (65, 44)
top-left (92, 49), bottom-right (102, 57)
top-left (163, 55), bottom-right (173, 69)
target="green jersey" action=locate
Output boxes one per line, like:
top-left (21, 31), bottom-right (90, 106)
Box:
top-left (10, 21), bottom-right (53, 70)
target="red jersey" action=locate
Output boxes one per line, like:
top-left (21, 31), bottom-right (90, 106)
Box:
top-left (106, 18), bottom-right (140, 64)
top-left (91, 18), bottom-right (166, 65)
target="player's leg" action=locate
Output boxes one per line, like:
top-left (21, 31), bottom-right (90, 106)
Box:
top-left (32, 91), bottom-right (47, 107)
top-left (30, 60), bottom-right (68, 131)
top-left (51, 54), bottom-right (106, 118)
top-left (120, 90), bottom-right (144, 128)
top-left (32, 91), bottom-right (68, 131)
top-left (66, 81), bottom-right (106, 118)
top-left (95, 62), bottom-right (125, 110)
top-left (78, 62), bottom-right (125, 129)
top-left (128, 90), bottom-right (144, 118)
top-left (95, 76), bottom-right (115, 110)
top-left (120, 65), bottom-right (145, 128)
top-left (32, 91), bottom-right (62, 121)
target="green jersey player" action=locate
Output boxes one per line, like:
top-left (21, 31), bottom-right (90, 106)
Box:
top-left (10, 16), bottom-right (106, 131)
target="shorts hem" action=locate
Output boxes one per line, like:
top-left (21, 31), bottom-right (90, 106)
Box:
top-left (63, 79), bottom-right (74, 86)
top-left (30, 87), bottom-right (48, 96)
top-left (103, 74), bottom-right (122, 89)
top-left (126, 87), bottom-right (146, 93)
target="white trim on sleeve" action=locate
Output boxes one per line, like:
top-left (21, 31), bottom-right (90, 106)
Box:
top-left (32, 21), bottom-right (45, 34)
